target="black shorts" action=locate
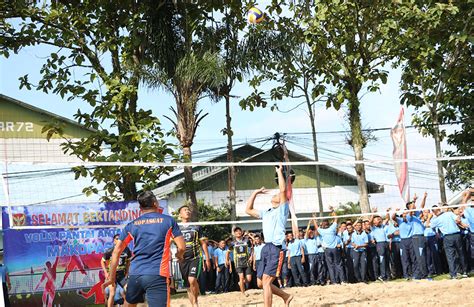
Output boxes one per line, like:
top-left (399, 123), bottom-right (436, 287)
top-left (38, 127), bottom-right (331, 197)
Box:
top-left (126, 275), bottom-right (169, 307)
top-left (236, 266), bottom-right (252, 276)
top-left (179, 257), bottom-right (202, 286)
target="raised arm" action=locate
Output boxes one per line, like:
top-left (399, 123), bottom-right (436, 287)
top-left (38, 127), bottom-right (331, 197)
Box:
top-left (246, 187), bottom-right (266, 218)
top-left (276, 164), bottom-right (287, 203)
top-left (420, 192), bottom-right (427, 209)
top-left (305, 219), bottom-right (312, 239)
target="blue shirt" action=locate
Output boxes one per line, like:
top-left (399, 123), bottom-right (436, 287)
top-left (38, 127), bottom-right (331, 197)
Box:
top-left (464, 207), bottom-right (474, 231)
top-left (371, 225), bottom-right (388, 243)
top-left (335, 235), bottom-right (343, 248)
top-left (396, 216), bottom-right (414, 239)
top-left (318, 222), bottom-right (338, 249)
top-left (429, 212), bottom-right (460, 235)
top-left (424, 222), bottom-right (436, 237)
top-left (386, 223), bottom-right (401, 242)
top-left (304, 237), bottom-right (318, 254)
top-left (366, 231), bottom-right (375, 247)
top-left (351, 231), bottom-right (368, 251)
top-left (315, 235), bottom-right (325, 253)
top-left (119, 212), bottom-right (182, 277)
top-left (342, 230), bottom-right (353, 249)
top-left (214, 248), bottom-right (227, 265)
top-left (411, 212), bottom-right (425, 236)
top-left (259, 202), bottom-right (289, 246)
top-left (203, 246), bottom-right (214, 260)
top-left (288, 239), bottom-right (303, 257)
top-left (254, 244), bottom-right (265, 261)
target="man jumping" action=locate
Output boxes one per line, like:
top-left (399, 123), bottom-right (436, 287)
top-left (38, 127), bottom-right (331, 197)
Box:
top-left (103, 191), bottom-right (186, 307)
top-left (246, 164), bottom-right (297, 307)
top-left (35, 257), bottom-right (59, 307)
top-left (177, 205), bottom-right (211, 307)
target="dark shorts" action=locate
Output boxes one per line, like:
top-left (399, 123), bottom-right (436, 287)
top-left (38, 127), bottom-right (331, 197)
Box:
top-left (257, 243), bottom-right (283, 279)
top-left (116, 271), bottom-right (127, 288)
top-left (236, 266), bottom-right (253, 275)
top-left (126, 275), bottom-right (169, 307)
top-left (179, 257), bottom-right (202, 286)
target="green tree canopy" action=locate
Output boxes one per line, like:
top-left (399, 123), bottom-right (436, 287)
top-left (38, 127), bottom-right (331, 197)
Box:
top-left (1, 1), bottom-right (178, 200)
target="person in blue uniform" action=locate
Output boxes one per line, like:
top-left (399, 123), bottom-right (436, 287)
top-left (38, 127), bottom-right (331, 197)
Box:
top-left (426, 206), bottom-right (468, 279)
top-left (371, 213), bottom-right (389, 281)
top-left (103, 191), bottom-right (185, 307)
top-left (421, 210), bottom-right (441, 276)
top-left (304, 221), bottom-right (319, 285)
top-left (214, 240), bottom-right (229, 293)
top-left (287, 232), bottom-right (308, 287)
top-left (387, 218), bottom-right (403, 279)
top-left (392, 206), bottom-right (416, 280)
top-left (245, 164), bottom-right (297, 306)
top-left (342, 222), bottom-right (356, 283)
top-left (314, 210), bottom-right (345, 284)
top-left (409, 193), bottom-right (429, 279)
top-left (351, 221), bottom-right (369, 283)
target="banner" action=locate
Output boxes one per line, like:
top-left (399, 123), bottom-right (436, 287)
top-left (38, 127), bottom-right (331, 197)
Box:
top-left (391, 108), bottom-right (410, 203)
top-left (2, 200), bottom-right (168, 307)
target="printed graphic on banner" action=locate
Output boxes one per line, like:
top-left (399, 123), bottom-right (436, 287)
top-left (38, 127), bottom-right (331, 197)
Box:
top-left (1, 200), bottom-right (168, 307)
top-left (3, 200), bottom-right (168, 228)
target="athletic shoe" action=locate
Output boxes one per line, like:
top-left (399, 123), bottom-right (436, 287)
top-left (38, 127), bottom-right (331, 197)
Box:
top-left (377, 277), bottom-right (384, 282)
top-left (461, 274), bottom-right (468, 278)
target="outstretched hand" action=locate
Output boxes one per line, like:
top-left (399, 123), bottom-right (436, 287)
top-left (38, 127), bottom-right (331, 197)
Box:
top-left (255, 187), bottom-right (268, 194)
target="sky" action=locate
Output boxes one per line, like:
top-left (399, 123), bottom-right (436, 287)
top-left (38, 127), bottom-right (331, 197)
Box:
top-left (0, 9), bottom-right (465, 208)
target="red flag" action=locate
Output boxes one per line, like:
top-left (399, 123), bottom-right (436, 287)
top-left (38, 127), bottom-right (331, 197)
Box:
top-left (391, 108), bottom-right (410, 203)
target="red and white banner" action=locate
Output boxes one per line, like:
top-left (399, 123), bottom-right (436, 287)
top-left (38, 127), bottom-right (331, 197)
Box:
top-left (391, 108), bottom-right (410, 203)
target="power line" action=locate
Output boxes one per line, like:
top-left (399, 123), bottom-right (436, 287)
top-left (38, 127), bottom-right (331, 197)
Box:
top-left (280, 120), bottom-right (467, 135)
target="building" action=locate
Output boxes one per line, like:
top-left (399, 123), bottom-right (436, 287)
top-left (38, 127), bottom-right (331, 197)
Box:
top-left (154, 144), bottom-right (385, 229)
top-left (0, 94), bottom-right (93, 163)
top-left (0, 94), bottom-right (97, 253)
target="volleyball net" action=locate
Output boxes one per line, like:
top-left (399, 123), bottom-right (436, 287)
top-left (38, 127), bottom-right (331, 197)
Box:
top-left (1, 155), bottom-right (472, 231)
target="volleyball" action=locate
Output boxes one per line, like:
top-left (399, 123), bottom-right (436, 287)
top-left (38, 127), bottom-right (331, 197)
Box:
top-left (248, 7), bottom-right (264, 24)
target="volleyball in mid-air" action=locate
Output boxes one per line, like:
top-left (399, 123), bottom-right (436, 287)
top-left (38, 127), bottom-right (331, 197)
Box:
top-left (248, 7), bottom-right (264, 24)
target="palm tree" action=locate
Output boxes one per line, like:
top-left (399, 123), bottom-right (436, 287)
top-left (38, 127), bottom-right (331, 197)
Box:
top-left (146, 51), bottom-right (226, 221)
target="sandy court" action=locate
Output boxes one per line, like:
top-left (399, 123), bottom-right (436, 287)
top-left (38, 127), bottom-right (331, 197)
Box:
top-left (170, 277), bottom-right (474, 306)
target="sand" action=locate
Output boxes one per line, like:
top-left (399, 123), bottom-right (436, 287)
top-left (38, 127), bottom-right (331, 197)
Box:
top-left (170, 277), bottom-right (474, 306)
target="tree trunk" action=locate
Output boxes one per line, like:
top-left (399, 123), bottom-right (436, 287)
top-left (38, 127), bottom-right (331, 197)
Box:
top-left (432, 120), bottom-right (447, 203)
top-left (121, 174), bottom-right (138, 201)
top-left (182, 145), bottom-right (198, 221)
top-left (348, 96), bottom-right (371, 213)
top-left (306, 99), bottom-right (324, 217)
top-left (225, 94), bottom-right (237, 224)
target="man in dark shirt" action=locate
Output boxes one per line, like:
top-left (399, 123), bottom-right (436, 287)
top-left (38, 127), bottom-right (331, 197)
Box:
top-left (103, 191), bottom-right (185, 307)
top-left (102, 234), bottom-right (132, 307)
top-left (232, 227), bottom-right (253, 296)
top-left (178, 205), bottom-right (211, 307)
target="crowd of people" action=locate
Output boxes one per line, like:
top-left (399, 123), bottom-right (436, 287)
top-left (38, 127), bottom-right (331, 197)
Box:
top-left (192, 191), bottom-right (474, 295)
top-left (101, 182), bottom-right (473, 307)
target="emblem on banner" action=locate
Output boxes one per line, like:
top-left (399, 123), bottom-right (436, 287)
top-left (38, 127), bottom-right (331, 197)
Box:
top-left (13, 213), bottom-right (26, 226)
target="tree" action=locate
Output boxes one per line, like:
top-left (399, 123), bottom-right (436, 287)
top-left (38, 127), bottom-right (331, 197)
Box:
top-left (397, 2), bottom-right (474, 196)
top-left (1, 0), bottom-right (176, 200)
top-left (145, 2), bottom-right (226, 221)
top-left (243, 1), bottom-right (402, 213)
top-left (239, 10), bottom-right (326, 216)
top-left (213, 1), bottom-right (255, 223)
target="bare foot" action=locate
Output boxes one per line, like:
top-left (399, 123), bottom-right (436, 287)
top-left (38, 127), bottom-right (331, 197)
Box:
top-left (284, 294), bottom-right (294, 307)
